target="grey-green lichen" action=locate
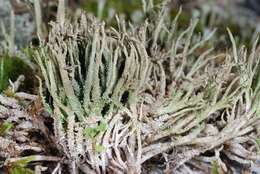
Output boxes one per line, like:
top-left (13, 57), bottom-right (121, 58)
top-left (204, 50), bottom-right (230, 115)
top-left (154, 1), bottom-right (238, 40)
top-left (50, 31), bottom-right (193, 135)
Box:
top-left (35, 1), bottom-right (260, 173)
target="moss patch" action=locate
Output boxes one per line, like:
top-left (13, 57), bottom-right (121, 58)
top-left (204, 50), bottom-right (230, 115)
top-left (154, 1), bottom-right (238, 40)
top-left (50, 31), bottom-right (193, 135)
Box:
top-left (0, 55), bottom-right (33, 92)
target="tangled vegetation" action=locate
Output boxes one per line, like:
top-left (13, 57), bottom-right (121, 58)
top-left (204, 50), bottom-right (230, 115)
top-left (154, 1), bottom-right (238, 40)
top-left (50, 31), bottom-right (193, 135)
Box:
top-left (1, 0), bottom-right (260, 173)
top-left (33, 2), bottom-right (260, 174)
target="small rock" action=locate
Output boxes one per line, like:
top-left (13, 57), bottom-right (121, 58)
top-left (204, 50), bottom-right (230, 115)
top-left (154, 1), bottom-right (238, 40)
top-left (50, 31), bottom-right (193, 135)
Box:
top-left (0, 0), bottom-right (35, 52)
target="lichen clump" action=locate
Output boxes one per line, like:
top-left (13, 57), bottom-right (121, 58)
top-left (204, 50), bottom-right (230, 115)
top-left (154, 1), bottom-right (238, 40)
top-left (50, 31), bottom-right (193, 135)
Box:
top-left (35, 3), bottom-right (260, 174)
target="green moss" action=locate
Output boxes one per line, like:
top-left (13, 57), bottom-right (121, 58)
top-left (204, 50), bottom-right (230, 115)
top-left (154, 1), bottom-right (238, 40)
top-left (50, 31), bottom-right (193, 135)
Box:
top-left (0, 55), bottom-right (33, 92)
top-left (9, 166), bottom-right (34, 174)
top-left (0, 121), bottom-right (13, 136)
top-left (11, 156), bottom-right (36, 167)
top-left (8, 156), bottom-right (36, 174)
top-left (95, 144), bottom-right (106, 153)
top-left (84, 121), bottom-right (107, 139)
top-left (211, 160), bottom-right (219, 174)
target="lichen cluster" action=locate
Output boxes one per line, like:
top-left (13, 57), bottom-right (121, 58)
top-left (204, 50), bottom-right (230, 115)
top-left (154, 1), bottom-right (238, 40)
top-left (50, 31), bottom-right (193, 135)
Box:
top-left (34, 2), bottom-right (260, 173)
